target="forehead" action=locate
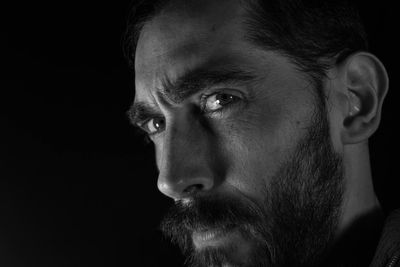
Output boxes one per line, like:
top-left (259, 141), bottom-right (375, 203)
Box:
top-left (134, 0), bottom-right (252, 99)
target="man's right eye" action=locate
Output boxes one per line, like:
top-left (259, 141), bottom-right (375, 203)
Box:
top-left (140, 117), bottom-right (166, 135)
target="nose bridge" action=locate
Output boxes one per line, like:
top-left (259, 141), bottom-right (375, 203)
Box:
top-left (157, 112), bottom-right (214, 199)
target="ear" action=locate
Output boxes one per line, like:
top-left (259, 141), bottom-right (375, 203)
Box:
top-left (339, 52), bottom-right (389, 144)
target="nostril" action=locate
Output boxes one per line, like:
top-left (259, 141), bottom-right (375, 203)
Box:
top-left (183, 184), bottom-right (204, 195)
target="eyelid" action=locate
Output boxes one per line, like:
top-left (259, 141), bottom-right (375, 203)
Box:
top-left (200, 89), bottom-right (245, 113)
top-left (133, 109), bottom-right (163, 128)
top-left (135, 89), bottom-right (246, 136)
top-left (138, 116), bottom-right (165, 136)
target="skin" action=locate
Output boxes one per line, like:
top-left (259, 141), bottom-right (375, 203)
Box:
top-left (132, 0), bottom-right (389, 265)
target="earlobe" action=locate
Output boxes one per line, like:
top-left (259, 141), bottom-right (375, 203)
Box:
top-left (340, 52), bottom-right (389, 145)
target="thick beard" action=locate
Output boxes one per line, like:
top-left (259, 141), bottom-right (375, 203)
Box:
top-left (159, 95), bottom-right (344, 267)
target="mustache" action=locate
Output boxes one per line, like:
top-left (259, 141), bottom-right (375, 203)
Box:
top-left (159, 193), bottom-right (272, 256)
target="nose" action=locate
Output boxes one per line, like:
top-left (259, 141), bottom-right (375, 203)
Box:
top-left (156, 114), bottom-right (216, 200)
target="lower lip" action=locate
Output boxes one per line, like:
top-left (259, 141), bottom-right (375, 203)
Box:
top-left (192, 228), bottom-right (236, 248)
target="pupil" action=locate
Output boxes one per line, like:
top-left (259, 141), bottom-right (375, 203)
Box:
top-left (217, 94), bottom-right (232, 104)
top-left (154, 118), bottom-right (163, 129)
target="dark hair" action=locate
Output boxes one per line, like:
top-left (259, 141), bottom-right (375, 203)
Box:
top-left (123, 0), bottom-right (368, 88)
top-left (123, 0), bottom-right (169, 69)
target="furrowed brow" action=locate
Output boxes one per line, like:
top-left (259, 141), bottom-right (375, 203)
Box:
top-left (160, 66), bottom-right (258, 104)
top-left (126, 102), bottom-right (161, 127)
top-left (127, 66), bottom-right (259, 126)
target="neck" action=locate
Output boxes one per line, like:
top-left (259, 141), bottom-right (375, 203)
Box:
top-left (324, 207), bottom-right (384, 267)
top-left (323, 142), bottom-right (384, 266)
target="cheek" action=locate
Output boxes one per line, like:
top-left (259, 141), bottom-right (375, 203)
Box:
top-left (326, 98), bottom-right (345, 153)
top-left (215, 104), bottom-right (290, 195)
top-left (216, 92), bottom-right (315, 196)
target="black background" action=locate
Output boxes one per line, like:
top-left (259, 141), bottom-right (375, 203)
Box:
top-left (2, 1), bottom-right (398, 266)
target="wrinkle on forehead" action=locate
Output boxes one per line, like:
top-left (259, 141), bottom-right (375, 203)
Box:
top-left (135, 0), bottom-right (246, 63)
top-left (134, 0), bottom-right (264, 103)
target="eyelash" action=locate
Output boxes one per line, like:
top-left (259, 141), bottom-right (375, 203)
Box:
top-left (138, 116), bottom-right (165, 137)
top-left (200, 90), bottom-right (242, 114)
top-left (140, 90), bottom-right (244, 136)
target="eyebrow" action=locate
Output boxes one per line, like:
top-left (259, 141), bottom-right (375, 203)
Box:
top-left (127, 101), bottom-right (161, 127)
top-left (127, 66), bottom-right (259, 126)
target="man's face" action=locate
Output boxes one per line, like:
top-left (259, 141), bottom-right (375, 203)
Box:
top-left (133, 0), bottom-right (344, 266)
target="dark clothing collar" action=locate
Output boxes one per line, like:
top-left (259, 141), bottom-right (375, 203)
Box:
top-left (370, 209), bottom-right (400, 267)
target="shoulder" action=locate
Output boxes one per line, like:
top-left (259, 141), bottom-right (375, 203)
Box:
top-left (370, 209), bottom-right (400, 267)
